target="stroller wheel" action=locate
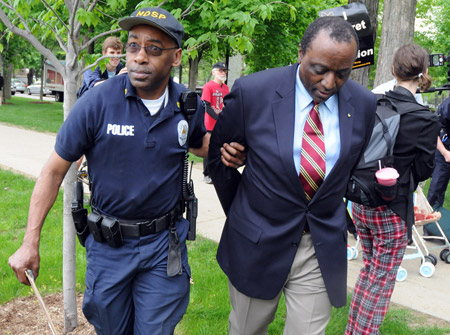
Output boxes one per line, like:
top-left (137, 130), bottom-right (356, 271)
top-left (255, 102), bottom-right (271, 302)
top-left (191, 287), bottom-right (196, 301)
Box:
top-left (419, 262), bottom-right (435, 278)
top-left (424, 254), bottom-right (438, 266)
top-left (352, 247), bottom-right (358, 260)
top-left (347, 246), bottom-right (356, 260)
top-left (444, 251), bottom-right (450, 264)
top-left (440, 248), bottom-right (450, 262)
top-left (396, 267), bottom-right (407, 282)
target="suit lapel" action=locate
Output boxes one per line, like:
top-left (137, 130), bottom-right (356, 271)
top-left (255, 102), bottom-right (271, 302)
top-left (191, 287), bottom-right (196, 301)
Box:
top-left (326, 83), bottom-right (354, 181)
top-left (272, 64), bottom-right (308, 199)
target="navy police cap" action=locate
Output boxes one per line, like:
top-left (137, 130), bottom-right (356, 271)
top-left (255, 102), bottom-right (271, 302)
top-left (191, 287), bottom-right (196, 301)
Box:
top-left (212, 62), bottom-right (229, 70)
top-left (118, 7), bottom-right (184, 48)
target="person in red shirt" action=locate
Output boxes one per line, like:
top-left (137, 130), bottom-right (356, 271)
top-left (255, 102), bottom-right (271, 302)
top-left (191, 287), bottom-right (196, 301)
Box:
top-left (201, 62), bottom-right (230, 183)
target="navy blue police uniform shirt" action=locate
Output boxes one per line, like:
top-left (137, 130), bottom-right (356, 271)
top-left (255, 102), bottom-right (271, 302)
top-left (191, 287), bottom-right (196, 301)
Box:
top-left (55, 74), bottom-right (206, 220)
top-left (439, 98), bottom-right (450, 150)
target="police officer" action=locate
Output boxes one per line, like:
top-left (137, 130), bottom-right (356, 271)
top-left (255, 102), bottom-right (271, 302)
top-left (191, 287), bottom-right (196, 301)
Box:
top-left (427, 96), bottom-right (450, 211)
top-left (9, 7), bottom-right (210, 335)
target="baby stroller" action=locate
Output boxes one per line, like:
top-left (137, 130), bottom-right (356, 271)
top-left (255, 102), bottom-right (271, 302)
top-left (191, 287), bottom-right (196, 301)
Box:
top-left (345, 186), bottom-right (450, 281)
top-left (423, 207), bottom-right (450, 262)
top-left (346, 199), bottom-right (360, 261)
top-left (396, 184), bottom-right (450, 281)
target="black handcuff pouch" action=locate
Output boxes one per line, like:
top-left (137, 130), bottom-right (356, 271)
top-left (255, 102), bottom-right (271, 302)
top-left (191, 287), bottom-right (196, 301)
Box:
top-left (87, 212), bottom-right (104, 243)
top-left (101, 217), bottom-right (123, 248)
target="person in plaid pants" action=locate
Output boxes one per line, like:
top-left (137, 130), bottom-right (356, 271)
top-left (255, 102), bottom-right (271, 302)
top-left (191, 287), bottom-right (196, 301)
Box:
top-left (345, 44), bottom-right (440, 335)
top-left (346, 204), bottom-right (407, 334)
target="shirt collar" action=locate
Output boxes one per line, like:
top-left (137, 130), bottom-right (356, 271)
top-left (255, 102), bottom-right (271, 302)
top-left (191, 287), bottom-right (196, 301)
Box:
top-left (124, 76), bottom-right (181, 113)
top-left (124, 75), bottom-right (138, 98)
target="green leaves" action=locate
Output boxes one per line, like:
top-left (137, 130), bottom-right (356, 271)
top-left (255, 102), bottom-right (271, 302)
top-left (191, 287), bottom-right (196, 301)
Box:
top-left (179, 0), bottom-right (299, 71)
top-left (76, 8), bottom-right (102, 27)
top-left (415, 0), bottom-right (450, 87)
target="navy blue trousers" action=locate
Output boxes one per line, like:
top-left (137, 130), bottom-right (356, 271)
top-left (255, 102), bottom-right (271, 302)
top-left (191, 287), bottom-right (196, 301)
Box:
top-left (427, 149), bottom-right (450, 209)
top-left (82, 219), bottom-right (191, 335)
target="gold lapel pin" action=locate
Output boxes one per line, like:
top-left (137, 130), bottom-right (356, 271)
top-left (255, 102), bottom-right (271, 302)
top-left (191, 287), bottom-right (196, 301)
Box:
top-left (347, 113), bottom-right (351, 118)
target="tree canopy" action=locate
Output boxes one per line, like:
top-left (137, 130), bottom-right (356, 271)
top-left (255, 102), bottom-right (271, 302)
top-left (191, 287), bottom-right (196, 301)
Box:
top-left (415, 0), bottom-right (450, 88)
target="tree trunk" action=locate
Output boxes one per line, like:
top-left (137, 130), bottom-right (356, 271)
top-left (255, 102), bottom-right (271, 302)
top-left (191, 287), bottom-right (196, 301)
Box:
top-left (62, 44), bottom-right (81, 333)
top-left (188, 50), bottom-right (203, 91)
top-left (63, 166), bottom-right (78, 332)
top-left (0, 55), bottom-right (4, 103)
top-left (188, 56), bottom-right (200, 91)
top-left (87, 27), bottom-right (95, 55)
top-left (349, 0), bottom-right (379, 88)
top-left (6, 63), bottom-right (13, 99)
top-left (39, 55), bottom-right (45, 101)
top-left (27, 69), bottom-right (34, 86)
top-left (374, 0), bottom-right (417, 87)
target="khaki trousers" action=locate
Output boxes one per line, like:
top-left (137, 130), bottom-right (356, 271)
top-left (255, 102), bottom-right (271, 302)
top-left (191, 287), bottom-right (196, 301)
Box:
top-left (228, 234), bottom-right (332, 335)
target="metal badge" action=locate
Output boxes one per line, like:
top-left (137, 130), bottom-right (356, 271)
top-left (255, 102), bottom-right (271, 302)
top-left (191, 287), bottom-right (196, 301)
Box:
top-left (178, 120), bottom-right (188, 146)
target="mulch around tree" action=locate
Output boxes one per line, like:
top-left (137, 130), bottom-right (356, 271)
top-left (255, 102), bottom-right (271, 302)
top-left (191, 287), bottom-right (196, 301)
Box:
top-left (0, 292), bottom-right (95, 335)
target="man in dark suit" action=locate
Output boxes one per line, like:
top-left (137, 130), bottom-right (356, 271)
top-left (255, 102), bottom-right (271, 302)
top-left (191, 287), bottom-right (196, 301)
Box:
top-left (208, 16), bottom-right (377, 335)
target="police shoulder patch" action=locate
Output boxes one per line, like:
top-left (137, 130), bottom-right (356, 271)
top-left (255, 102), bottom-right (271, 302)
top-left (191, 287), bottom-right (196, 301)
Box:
top-left (178, 120), bottom-right (189, 146)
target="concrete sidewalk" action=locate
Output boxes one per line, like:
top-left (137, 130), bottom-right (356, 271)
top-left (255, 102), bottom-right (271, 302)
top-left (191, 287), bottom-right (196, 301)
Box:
top-left (1, 123), bottom-right (450, 324)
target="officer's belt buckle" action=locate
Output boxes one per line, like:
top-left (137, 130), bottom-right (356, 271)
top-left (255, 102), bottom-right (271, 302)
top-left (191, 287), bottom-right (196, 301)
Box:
top-left (137, 213), bottom-right (171, 235)
top-left (137, 219), bottom-right (156, 235)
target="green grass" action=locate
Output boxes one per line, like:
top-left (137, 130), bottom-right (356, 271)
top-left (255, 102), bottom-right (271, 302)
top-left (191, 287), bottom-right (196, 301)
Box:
top-left (0, 168), bottom-right (86, 303)
top-left (2, 169), bottom-right (450, 335)
top-left (0, 96), bottom-right (64, 133)
top-left (182, 243), bottom-right (450, 335)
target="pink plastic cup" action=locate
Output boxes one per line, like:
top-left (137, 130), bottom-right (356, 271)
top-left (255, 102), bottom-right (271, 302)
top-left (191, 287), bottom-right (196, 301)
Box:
top-left (375, 167), bottom-right (399, 186)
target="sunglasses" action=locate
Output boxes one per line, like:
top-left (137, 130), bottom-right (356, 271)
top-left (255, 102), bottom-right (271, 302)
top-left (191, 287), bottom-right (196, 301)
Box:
top-left (125, 42), bottom-right (178, 57)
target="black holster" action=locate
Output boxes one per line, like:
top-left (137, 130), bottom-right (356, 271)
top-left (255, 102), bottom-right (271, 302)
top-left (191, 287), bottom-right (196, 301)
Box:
top-left (72, 207), bottom-right (89, 247)
top-left (186, 196), bottom-right (198, 241)
top-left (71, 181), bottom-right (89, 247)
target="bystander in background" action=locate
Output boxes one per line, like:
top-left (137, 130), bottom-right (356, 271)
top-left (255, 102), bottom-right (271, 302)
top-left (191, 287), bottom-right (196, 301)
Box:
top-left (77, 36), bottom-right (126, 98)
top-left (372, 78), bottom-right (424, 104)
top-left (201, 61), bottom-right (229, 183)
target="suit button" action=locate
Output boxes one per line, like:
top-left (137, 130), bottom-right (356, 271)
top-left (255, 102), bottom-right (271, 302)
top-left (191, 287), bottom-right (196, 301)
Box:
top-left (306, 210), bottom-right (311, 214)
top-left (292, 242), bottom-right (298, 247)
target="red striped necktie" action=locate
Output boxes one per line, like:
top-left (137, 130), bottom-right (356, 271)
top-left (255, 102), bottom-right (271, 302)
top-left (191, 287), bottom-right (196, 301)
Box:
top-left (299, 102), bottom-right (325, 201)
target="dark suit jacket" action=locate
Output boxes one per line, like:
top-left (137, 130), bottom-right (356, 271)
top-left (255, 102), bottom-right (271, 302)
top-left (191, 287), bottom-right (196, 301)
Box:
top-left (208, 64), bottom-right (376, 307)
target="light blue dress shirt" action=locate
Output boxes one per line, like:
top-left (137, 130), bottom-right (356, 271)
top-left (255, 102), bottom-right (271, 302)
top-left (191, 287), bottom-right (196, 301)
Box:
top-left (293, 65), bottom-right (341, 179)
